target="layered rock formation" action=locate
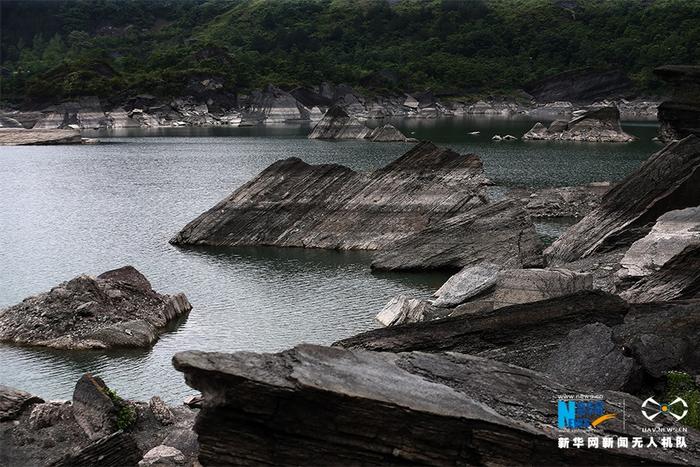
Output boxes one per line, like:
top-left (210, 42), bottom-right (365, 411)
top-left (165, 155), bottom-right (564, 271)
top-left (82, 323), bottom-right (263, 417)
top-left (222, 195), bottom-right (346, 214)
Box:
top-left (0, 128), bottom-right (83, 145)
top-left (524, 68), bottom-right (632, 103)
top-left (523, 106), bottom-right (635, 142)
top-left (337, 291), bottom-right (700, 393)
top-left (173, 343), bottom-right (700, 466)
top-left (0, 266), bottom-right (192, 349)
top-left (0, 375), bottom-right (197, 467)
top-left (509, 182), bottom-right (610, 218)
top-left (308, 106), bottom-right (415, 141)
top-left (370, 199), bottom-right (543, 271)
top-left (171, 142), bottom-right (490, 251)
top-left (240, 84), bottom-right (314, 124)
top-left (655, 65), bottom-right (700, 141)
top-left (546, 136), bottom-right (700, 263)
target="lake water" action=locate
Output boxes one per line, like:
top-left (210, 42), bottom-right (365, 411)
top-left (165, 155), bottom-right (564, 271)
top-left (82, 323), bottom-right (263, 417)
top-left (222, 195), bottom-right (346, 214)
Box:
top-left (0, 116), bottom-right (660, 402)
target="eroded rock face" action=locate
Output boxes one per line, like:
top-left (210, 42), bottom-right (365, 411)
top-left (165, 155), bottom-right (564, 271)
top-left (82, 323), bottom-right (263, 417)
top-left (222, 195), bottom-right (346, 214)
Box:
top-left (171, 142), bottom-right (490, 251)
top-left (0, 386), bottom-right (44, 422)
top-left (523, 106), bottom-right (635, 142)
top-left (0, 266), bottom-right (192, 349)
top-left (0, 128), bottom-right (83, 145)
top-left (375, 295), bottom-right (430, 326)
top-left (493, 268), bottom-right (593, 309)
top-left (655, 65), bottom-right (700, 141)
top-left (524, 68), bottom-right (632, 103)
top-left (241, 85), bottom-right (310, 124)
top-left (370, 199), bottom-right (543, 271)
top-left (173, 344), bottom-right (700, 466)
top-left (546, 136), bottom-right (700, 263)
top-left (308, 105), bottom-right (371, 139)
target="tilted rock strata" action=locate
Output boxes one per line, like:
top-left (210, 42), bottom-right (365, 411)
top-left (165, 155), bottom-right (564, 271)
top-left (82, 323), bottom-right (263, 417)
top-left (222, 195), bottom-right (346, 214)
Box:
top-left (0, 266), bottom-right (192, 349)
top-left (173, 344), bottom-right (700, 466)
top-left (546, 136), bottom-right (700, 263)
top-left (370, 199), bottom-right (543, 271)
top-left (523, 106), bottom-right (635, 142)
top-left (338, 291), bottom-right (700, 393)
top-left (171, 142), bottom-right (490, 251)
top-left (308, 106), bottom-right (415, 141)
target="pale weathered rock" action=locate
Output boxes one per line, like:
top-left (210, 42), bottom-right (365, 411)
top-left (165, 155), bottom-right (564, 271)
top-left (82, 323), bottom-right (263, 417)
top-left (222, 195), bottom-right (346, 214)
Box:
top-left (0, 114), bottom-right (23, 127)
top-left (0, 128), bottom-right (83, 145)
top-left (370, 199), bottom-right (543, 271)
top-left (0, 266), bottom-right (192, 349)
top-left (171, 142), bottom-right (489, 251)
top-left (618, 206), bottom-right (700, 279)
top-left (432, 263), bottom-right (500, 307)
top-left (523, 106), bottom-right (635, 142)
top-left (0, 385), bottom-right (43, 421)
top-left (173, 343), bottom-right (700, 466)
top-left (365, 124), bottom-right (416, 142)
top-left (308, 105), bottom-right (370, 139)
top-left (375, 295), bottom-right (430, 326)
top-left (242, 85), bottom-right (309, 124)
top-left (138, 445), bottom-right (186, 466)
top-left (492, 268), bottom-right (593, 309)
top-left (546, 136), bottom-right (700, 263)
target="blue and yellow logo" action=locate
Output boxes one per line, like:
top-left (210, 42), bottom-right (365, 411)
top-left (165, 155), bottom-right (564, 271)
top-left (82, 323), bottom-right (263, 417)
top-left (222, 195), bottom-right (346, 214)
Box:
top-left (558, 400), bottom-right (617, 429)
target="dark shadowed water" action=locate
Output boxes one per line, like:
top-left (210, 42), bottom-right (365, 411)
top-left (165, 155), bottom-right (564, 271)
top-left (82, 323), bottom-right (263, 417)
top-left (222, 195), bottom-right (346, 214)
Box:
top-left (0, 117), bottom-right (660, 402)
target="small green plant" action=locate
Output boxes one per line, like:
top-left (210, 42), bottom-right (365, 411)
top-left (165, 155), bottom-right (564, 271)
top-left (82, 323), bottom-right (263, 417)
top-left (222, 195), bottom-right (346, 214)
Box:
top-left (103, 387), bottom-right (137, 431)
top-left (664, 371), bottom-right (700, 430)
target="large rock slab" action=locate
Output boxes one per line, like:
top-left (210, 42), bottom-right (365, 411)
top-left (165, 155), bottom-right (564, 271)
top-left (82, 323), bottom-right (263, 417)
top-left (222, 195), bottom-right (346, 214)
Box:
top-left (72, 374), bottom-right (118, 440)
top-left (370, 199), bottom-right (543, 271)
top-left (0, 266), bottom-right (192, 349)
top-left (492, 268), bottom-right (593, 309)
top-left (546, 136), bottom-right (700, 263)
top-left (375, 295), bottom-right (430, 326)
top-left (173, 344), bottom-right (700, 466)
top-left (0, 128), bottom-right (83, 145)
top-left (522, 106), bottom-right (635, 142)
top-left (171, 142), bottom-right (489, 250)
top-left (432, 262), bottom-right (501, 307)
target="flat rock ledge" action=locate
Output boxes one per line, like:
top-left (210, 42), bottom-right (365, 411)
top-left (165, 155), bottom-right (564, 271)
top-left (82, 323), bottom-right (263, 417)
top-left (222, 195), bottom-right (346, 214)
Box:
top-left (0, 374), bottom-right (197, 467)
top-left (171, 141), bottom-right (490, 251)
top-left (522, 106), bottom-right (635, 142)
top-left (0, 128), bottom-right (94, 145)
top-left (173, 344), bottom-right (700, 466)
top-left (0, 266), bottom-right (192, 349)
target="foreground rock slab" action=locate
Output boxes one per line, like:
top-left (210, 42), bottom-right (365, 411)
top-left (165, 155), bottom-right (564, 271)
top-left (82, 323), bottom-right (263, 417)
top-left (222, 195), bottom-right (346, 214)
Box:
top-left (546, 135), bottom-right (700, 263)
top-left (0, 128), bottom-right (84, 145)
top-left (171, 141), bottom-right (489, 250)
top-left (338, 291), bottom-right (700, 393)
top-left (0, 266), bottom-right (192, 349)
top-left (174, 344), bottom-right (700, 466)
top-left (523, 106), bottom-right (635, 142)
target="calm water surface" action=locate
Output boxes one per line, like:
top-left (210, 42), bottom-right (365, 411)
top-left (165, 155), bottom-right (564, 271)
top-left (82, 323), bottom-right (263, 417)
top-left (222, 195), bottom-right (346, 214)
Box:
top-left (0, 117), bottom-right (660, 401)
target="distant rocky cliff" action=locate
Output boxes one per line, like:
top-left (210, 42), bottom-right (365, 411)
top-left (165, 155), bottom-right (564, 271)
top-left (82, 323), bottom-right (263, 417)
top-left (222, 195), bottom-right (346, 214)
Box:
top-left (655, 65), bottom-right (700, 141)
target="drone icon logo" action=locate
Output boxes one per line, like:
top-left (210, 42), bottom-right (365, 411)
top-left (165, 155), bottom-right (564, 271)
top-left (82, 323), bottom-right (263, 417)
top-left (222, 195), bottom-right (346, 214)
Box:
top-left (641, 397), bottom-right (688, 422)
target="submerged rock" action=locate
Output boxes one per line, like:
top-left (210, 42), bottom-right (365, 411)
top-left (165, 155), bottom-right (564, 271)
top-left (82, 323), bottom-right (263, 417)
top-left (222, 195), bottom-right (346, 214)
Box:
top-left (173, 343), bottom-right (700, 466)
top-left (546, 136), bottom-right (700, 263)
top-left (171, 141), bottom-right (489, 251)
top-left (523, 106), bottom-right (635, 142)
top-left (0, 128), bottom-right (83, 145)
top-left (0, 266), bottom-right (192, 349)
top-left (370, 199), bottom-right (543, 271)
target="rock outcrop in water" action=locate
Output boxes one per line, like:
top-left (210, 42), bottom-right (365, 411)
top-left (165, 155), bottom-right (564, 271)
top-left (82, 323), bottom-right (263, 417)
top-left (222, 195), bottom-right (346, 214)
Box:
top-left (546, 136), bottom-right (700, 264)
top-left (171, 142), bottom-right (491, 251)
top-left (0, 128), bottom-right (84, 145)
top-left (655, 65), bottom-right (700, 141)
top-left (0, 266), bottom-right (191, 349)
top-left (522, 106), bottom-right (635, 142)
top-left (337, 290), bottom-right (700, 393)
top-left (0, 375), bottom-right (197, 467)
top-left (173, 343), bottom-right (700, 466)
top-left (308, 106), bottom-right (416, 141)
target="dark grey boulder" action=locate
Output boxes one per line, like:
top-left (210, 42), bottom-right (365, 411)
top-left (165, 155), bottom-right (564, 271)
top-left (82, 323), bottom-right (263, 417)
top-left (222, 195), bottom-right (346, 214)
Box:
top-left (72, 374), bottom-right (118, 440)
